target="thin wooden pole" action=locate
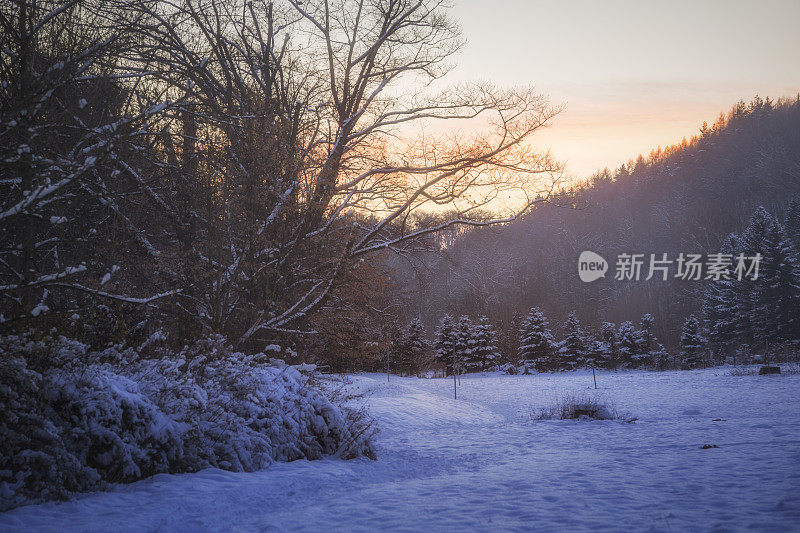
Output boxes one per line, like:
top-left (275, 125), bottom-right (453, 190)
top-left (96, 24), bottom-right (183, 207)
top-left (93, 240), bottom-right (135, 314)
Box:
top-left (592, 364), bottom-right (597, 389)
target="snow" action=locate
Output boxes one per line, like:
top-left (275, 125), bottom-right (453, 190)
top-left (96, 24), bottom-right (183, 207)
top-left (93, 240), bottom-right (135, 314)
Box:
top-left (28, 304), bottom-right (48, 317)
top-left (100, 265), bottom-right (119, 285)
top-left (2, 368), bottom-right (799, 531)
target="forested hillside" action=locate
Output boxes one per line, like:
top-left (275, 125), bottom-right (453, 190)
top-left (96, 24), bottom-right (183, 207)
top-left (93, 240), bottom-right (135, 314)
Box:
top-left (392, 96), bottom-right (800, 353)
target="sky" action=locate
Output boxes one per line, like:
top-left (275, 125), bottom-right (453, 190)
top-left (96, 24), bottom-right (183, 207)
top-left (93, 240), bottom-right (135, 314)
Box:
top-left (448, 0), bottom-right (800, 178)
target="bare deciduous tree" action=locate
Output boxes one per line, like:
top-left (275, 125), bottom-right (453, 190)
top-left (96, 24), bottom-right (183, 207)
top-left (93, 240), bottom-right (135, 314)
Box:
top-left (229, 0), bottom-right (564, 344)
top-left (0, 0), bottom-right (177, 326)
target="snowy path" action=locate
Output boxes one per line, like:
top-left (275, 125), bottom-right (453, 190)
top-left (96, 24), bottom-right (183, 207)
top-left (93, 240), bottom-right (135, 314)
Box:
top-left (2, 369), bottom-right (799, 531)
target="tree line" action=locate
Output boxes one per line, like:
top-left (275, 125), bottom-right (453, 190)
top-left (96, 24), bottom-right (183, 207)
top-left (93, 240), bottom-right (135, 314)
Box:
top-left (388, 96), bottom-right (800, 362)
top-left (392, 206), bottom-right (800, 377)
top-left (387, 309), bottom-right (670, 376)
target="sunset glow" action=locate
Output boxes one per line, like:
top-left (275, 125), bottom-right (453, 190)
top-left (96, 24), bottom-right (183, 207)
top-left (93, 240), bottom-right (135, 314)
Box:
top-left (452, 0), bottom-right (800, 176)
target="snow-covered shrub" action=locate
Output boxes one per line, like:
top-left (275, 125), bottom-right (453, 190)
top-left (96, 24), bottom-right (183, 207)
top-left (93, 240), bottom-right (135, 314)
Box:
top-left (123, 336), bottom-right (375, 470)
top-left (42, 369), bottom-right (184, 483)
top-left (0, 334), bottom-right (375, 511)
top-left (175, 355), bottom-right (374, 470)
top-left (0, 335), bottom-right (184, 510)
top-left (0, 345), bottom-right (92, 509)
top-left (533, 394), bottom-right (624, 421)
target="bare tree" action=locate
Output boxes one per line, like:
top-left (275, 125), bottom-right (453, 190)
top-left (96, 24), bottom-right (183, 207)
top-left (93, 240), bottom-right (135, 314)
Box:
top-left (232, 0), bottom-right (564, 344)
top-left (0, 0), bottom-right (177, 326)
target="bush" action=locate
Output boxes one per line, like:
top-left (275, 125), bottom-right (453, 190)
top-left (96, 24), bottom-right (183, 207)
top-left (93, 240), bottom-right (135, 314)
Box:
top-left (0, 334), bottom-right (375, 511)
top-left (532, 394), bottom-right (624, 421)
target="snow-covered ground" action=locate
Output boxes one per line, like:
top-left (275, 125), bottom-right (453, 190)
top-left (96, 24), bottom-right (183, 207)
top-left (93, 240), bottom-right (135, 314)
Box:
top-left (2, 368), bottom-right (799, 531)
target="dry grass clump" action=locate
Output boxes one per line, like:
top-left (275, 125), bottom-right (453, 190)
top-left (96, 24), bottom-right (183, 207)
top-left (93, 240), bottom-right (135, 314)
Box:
top-left (533, 394), bottom-right (626, 421)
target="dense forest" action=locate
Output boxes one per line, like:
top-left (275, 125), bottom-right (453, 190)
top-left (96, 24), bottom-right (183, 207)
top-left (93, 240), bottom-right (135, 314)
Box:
top-left (389, 96), bottom-right (800, 366)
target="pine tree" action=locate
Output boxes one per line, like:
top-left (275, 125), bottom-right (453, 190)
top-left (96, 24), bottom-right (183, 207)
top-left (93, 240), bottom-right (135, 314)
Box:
top-left (558, 311), bottom-right (585, 370)
top-left (740, 207), bottom-right (775, 256)
top-left (631, 313), bottom-right (659, 368)
top-left (585, 335), bottom-right (612, 369)
top-left (600, 322), bottom-right (619, 370)
top-left (735, 207), bottom-right (776, 346)
top-left (434, 315), bottom-right (457, 375)
top-left (518, 307), bottom-right (556, 373)
top-left (616, 321), bottom-right (638, 368)
top-left (636, 314), bottom-right (655, 353)
top-left (752, 219), bottom-right (800, 345)
top-left (785, 197), bottom-right (800, 250)
top-left (702, 234), bottom-right (740, 357)
top-left (680, 315), bottom-right (704, 369)
top-left (703, 207), bottom-right (800, 354)
top-left (398, 318), bottom-right (430, 375)
top-left (650, 345), bottom-right (673, 370)
top-left (468, 316), bottom-right (500, 371)
top-left (454, 316), bottom-right (474, 374)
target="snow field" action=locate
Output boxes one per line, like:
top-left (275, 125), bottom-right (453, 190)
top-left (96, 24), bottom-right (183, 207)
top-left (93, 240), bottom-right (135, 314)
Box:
top-left (2, 368), bottom-right (798, 531)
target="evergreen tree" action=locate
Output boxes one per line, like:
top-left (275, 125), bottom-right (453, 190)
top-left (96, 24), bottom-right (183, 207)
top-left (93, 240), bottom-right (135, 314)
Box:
top-left (631, 313), bottom-right (660, 368)
top-left (398, 318), bottom-right (430, 375)
top-left (454, 316), bottom-right (474, 374)
top-left (585, 335), bottom-right (612, 369)
top-left (518, 307), bottom-right (556, 373)
top-left (636, 314), bottom-right (655, 353)
top-left (735, 207), bottom-right (778, 345)
top-left (785, 197), bottom-right (800, 250)
top-left (650, 345), bottom-right (673, 370)
top-left (752, 219), bottom-right (800, 345)
top-left (680, 315), bottom-right (704, 369)
top-left (468, 316), bottom-right (500, 371)
top-left (600, 322), bottom-right (619, 370)
top-left (703, 208), bottom-right (800, 354)
top-left (434, 315), bottom-right (457, 375)
top-left (739, 208), bottom-right (775, 263)
top-left (558, 311), bottom-right (585, 370)
top-left (616, 321), bottom-right (638, 368)
top-left (702, 233), bottom-right (741, 357)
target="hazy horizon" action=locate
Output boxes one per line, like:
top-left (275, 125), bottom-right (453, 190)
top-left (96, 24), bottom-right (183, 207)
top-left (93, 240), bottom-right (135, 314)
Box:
top-left (450, 0), bottom-right (800, 178)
